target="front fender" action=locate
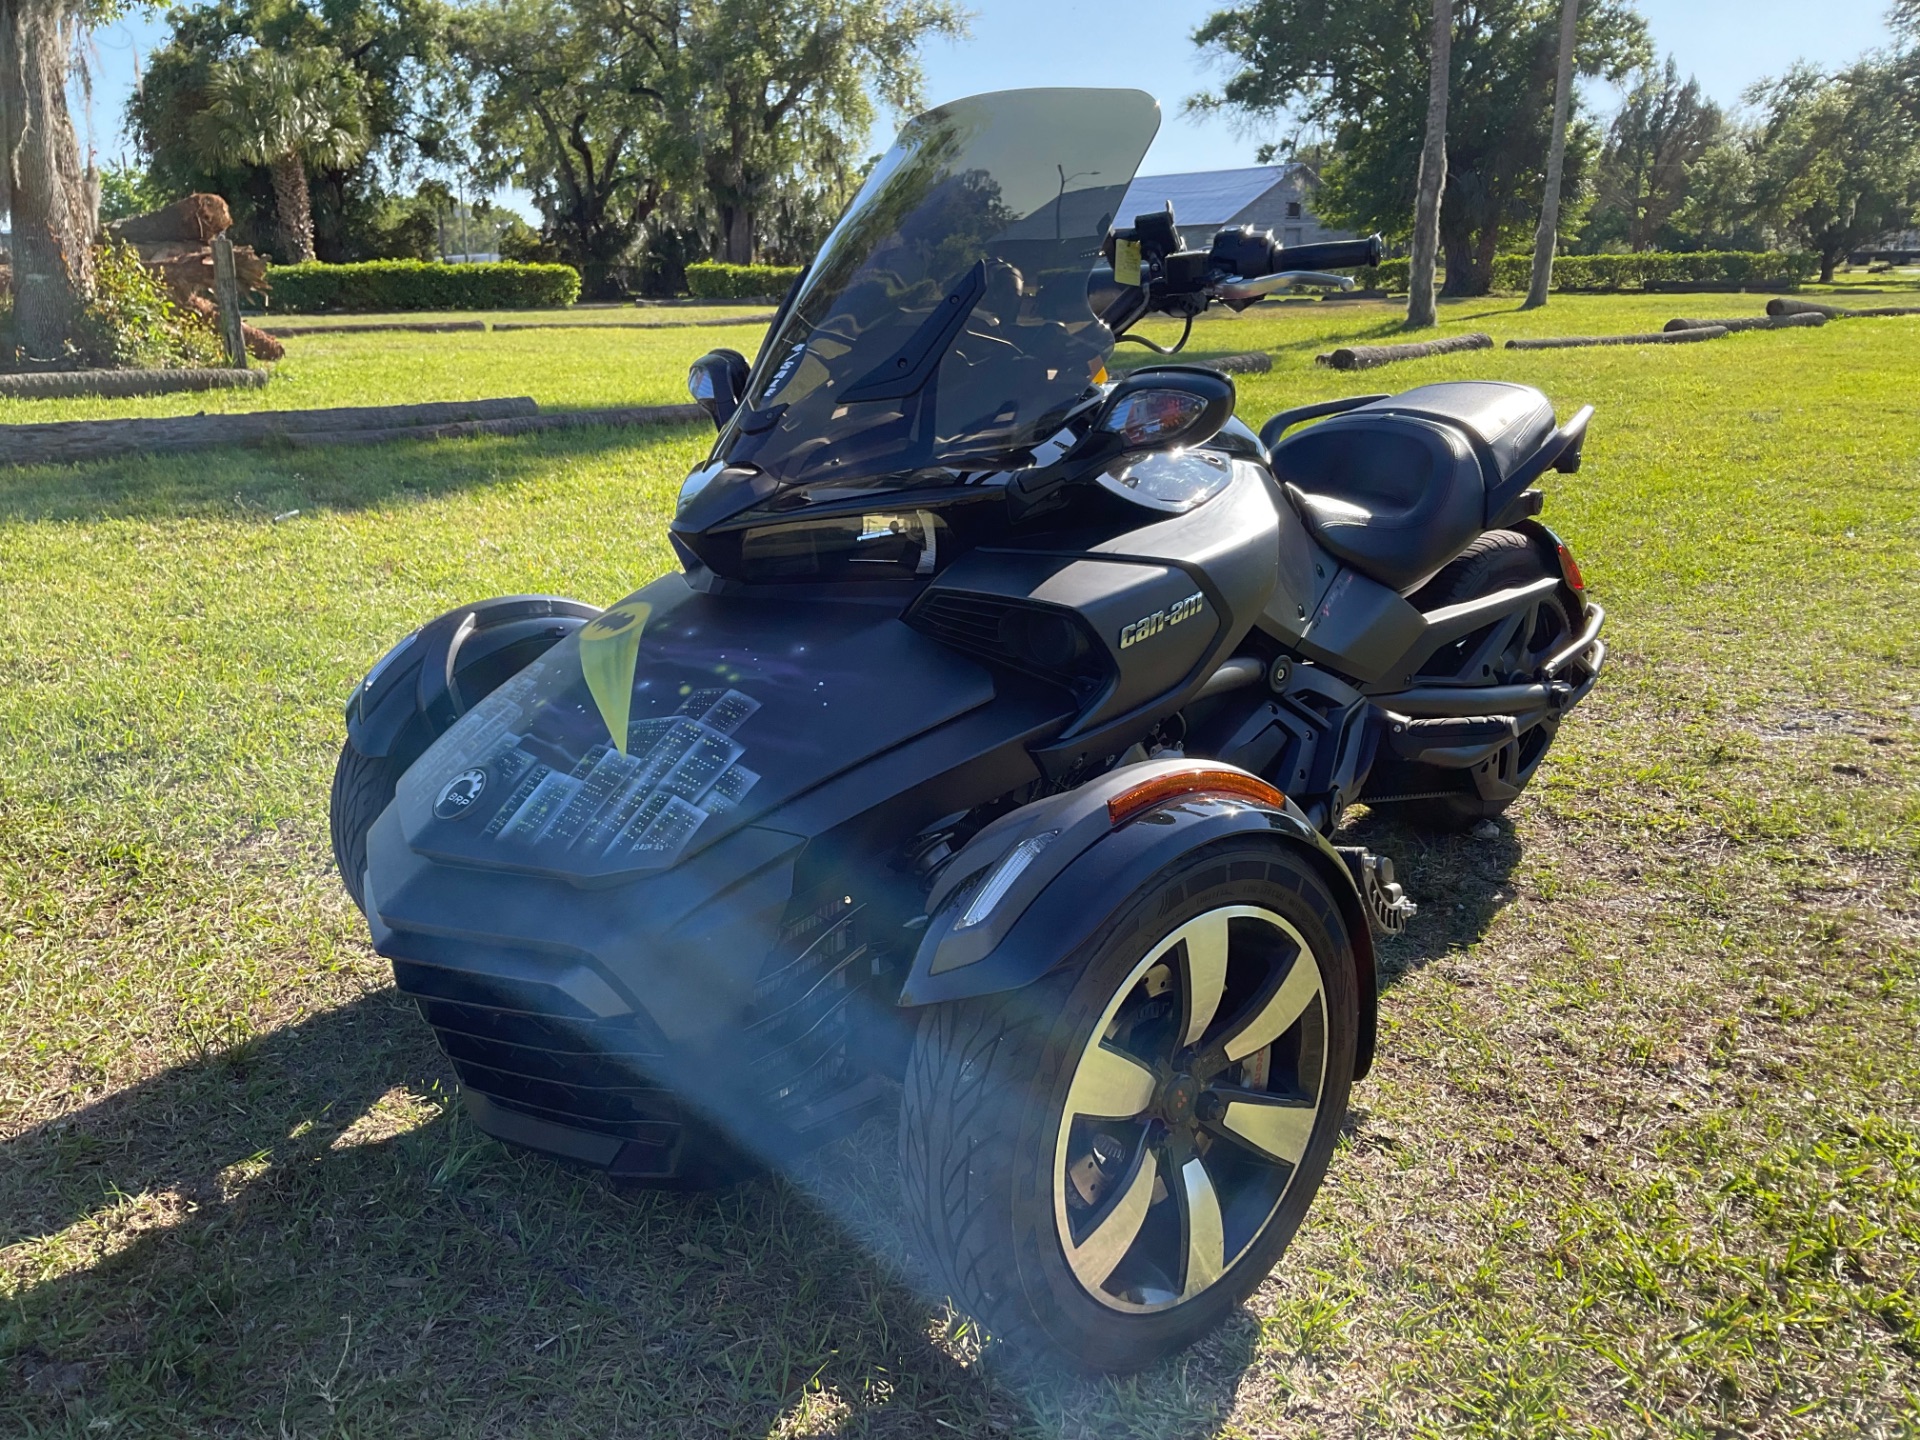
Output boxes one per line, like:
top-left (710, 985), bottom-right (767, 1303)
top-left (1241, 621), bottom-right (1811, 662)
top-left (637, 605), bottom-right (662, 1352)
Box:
top-left (346, 594), bottom-right (602, 761)
top-left (899, 762), bottom-right (1378, 1079)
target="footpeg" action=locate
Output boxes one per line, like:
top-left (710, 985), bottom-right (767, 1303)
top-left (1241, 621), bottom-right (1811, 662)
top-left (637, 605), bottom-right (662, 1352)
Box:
top-left (1336, 847), bottom-right (1417, 938)
top-left (1386, 714), bottom-right (1517, 769)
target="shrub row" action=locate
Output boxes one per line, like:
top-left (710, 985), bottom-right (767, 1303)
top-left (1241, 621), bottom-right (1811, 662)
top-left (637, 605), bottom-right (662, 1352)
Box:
top-left (685, 261), bottom-right (803, 299)
top-left (264, 260), bottom-right (581, 312)
top-left (1355, 251), bottom-right (1816, 294)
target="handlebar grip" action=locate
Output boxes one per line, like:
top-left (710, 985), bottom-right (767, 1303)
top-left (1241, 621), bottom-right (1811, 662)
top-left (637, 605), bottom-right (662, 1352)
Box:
top-left (1271, 235), bottom-right (1383, 272)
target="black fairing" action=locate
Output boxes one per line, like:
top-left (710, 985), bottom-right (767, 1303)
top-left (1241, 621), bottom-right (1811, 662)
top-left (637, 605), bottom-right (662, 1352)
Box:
top-left (391, 575), bottom-right (1015, 882)
top-left (348, 595), bottom-right (602, 763)
top-left (363, 572), bottom-right (1086, 1171)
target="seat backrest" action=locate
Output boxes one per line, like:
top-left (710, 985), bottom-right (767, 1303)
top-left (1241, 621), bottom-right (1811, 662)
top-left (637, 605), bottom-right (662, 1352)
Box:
top-left (1270, 413), bottom-right (1487, 592)
top-left (1268, 414), bottom-right (1466, 524)
top-left (1353, 381), bottom-right (1556, 491)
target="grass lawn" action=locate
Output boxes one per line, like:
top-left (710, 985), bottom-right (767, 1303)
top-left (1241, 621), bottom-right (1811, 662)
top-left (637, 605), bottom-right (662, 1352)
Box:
top-left (2, 295), bottom-right (1916, 1437)
top-left (0, 322), bottom-right (761, 425)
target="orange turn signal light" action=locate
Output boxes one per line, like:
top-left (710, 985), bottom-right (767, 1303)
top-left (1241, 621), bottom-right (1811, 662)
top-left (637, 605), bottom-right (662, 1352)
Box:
top-left (1106, 766), bottom-right (1286, 827)
top-left (1556, 542), bottom-right (1586, 592)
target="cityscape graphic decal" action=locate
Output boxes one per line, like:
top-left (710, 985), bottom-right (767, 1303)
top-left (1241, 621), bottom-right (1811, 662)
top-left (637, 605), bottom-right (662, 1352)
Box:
top-left (401, 658), bottom-right (763, 865)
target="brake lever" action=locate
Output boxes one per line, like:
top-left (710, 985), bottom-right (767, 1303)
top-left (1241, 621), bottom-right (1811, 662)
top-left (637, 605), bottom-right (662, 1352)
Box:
top-left (1214, 270), bottom-right (1358, 302)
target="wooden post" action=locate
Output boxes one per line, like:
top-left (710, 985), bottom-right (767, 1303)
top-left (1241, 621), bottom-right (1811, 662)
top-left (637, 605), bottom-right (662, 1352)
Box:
top-left (212, 234), bottom-right (248, 368)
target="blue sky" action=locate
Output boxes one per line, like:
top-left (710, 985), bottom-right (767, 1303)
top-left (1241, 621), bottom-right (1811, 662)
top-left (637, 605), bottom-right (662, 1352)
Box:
top-left (78, 0), bottom-right (1902, 201)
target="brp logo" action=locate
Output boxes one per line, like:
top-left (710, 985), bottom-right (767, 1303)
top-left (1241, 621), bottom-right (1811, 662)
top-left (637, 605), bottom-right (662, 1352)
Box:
top-left (434, 768), bottom-right (489, 819)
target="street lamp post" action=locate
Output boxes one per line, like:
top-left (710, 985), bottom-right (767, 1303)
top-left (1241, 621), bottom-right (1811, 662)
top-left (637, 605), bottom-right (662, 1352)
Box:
top-left (1055, 164), bottom-right (1101, 240)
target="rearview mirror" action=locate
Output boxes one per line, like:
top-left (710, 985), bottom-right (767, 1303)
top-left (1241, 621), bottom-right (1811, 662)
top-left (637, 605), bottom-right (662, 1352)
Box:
top-left (1090, 366), bottom-right (1236, 453)
top-left (688, 349), bottom-right (750, 429)
top-left (1006, 365), bottom-right (1238, 520)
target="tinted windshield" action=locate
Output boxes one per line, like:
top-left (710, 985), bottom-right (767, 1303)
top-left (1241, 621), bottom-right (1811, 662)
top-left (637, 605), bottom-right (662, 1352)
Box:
top-left (717, 89), bottom-right (1160, 488)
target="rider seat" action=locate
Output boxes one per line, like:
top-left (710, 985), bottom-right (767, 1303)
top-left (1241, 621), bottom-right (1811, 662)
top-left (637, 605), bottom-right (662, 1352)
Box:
top-left (1267, 382), bottom-right (1558, 594)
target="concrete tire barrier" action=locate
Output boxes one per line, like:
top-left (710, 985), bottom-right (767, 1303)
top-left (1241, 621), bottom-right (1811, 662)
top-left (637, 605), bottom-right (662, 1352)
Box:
top-left (1663, 313), bottom-right (1827, 333)
top-left (1767, 297), bottom-right (1920, 320)
top-left (258, 320), bottom-right (489, 337)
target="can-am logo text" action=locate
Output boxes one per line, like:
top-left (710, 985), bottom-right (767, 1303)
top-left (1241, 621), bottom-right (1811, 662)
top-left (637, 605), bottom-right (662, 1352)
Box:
top-left (1119, 593), bottom-right (1206, 649)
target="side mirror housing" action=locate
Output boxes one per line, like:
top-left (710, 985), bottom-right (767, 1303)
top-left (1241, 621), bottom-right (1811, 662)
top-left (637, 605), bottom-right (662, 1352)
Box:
top-left (1007, 365), bottom-right (1237, 520)
top-left (688, 349), bottom-right (750, 429)
top-left (1089, 366), bottom-right (1236, 453)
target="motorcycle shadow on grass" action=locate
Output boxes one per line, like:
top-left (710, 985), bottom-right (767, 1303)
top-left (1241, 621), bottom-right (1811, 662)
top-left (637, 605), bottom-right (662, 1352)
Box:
top-left (1, 821), bottom-right (1516, 1436)
top-left (1343, 807), bottom-right (1527, 989)
top-left (1, 991), bottom-right (1206, 1435)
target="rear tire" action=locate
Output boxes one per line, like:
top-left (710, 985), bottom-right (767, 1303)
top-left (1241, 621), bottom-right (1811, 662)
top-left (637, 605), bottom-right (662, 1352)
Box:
top-left (899, 841), bottom-right (1357, 1372)
top-left (1377, 531), bottom-right (1575, 833)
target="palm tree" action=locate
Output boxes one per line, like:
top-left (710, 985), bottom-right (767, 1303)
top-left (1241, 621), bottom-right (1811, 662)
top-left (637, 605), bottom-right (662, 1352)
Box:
top-left (192, 47), bottom-right (368, 263)
top-left (1524, 0), bottom-right (1581, 309)
top-left (1405, 0), bottom-right (1452, 330)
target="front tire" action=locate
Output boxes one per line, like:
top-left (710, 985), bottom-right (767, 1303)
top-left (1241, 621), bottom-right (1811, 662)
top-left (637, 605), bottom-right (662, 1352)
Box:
top-left (899, 841), bottom-right (1357, 1372)
top-left (330, 741), bottom-right (406, 912)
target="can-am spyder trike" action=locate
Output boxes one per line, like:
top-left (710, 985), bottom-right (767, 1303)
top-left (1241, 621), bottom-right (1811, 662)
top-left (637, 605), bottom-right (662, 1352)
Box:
top-left (332, 88), bottom-right (1606, 1371)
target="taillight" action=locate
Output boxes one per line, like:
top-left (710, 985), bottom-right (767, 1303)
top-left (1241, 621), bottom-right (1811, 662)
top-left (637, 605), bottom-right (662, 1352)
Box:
top-left (1106, 766), bottom-right (1285, 826)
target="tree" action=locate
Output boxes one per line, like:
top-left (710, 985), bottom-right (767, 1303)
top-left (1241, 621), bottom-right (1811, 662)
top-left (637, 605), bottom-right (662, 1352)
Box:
top-left (1746, 59), bottom-right (1920, 281)
top-left (1523, 0), bottom-right (1580, 307)
top-left (1893, 1), bottom-right (1919, 123)
top-left (128, 0), bottom-right (455, 261)
top-left (1194, 0), bottom-right (1648, 295)
top-left (645, 0), bottom-right (965, 264)
top-left (1, 0), bottom-right (101, 356)
top-left (1583, 58), bottom-right (1723, 251)
top-left (98, 158), bottom-right (168, 224)
top-left (458, 0), bottom-right (962, 288)
top-left (1663, 135), bottom-right (1764, 250)
top-left (1405, 0), bottom-right (1450, 330)
top-left (453, 0), bottom-right (674, 295)
top-left (190, 47), bottom-right (369, 262)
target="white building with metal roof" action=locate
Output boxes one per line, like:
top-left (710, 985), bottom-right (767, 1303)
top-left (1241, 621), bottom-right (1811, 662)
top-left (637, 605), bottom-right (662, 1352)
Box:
top-left (1114, 163), bottom-right (1353, 249)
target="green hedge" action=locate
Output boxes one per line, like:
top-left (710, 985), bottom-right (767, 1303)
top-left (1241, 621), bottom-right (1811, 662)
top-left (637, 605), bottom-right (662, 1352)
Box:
top-left (1355, 251), bottom-right (1816, 294)
top-left (685, 261), bottom-right (802, 299)
top-left (265, 260), bottom-right (581, 312)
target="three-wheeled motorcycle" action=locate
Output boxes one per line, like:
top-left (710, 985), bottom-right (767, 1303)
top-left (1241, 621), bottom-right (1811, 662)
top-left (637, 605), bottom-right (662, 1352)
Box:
top-left (332, 88), bottom-right (1605, 1370)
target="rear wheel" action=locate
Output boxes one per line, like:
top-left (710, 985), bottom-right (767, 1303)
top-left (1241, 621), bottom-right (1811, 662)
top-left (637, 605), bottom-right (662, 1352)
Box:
top-left (1375, 531), bottom-right (1576, 832)
top-left (899, 841), bottom-right (1357, 1372)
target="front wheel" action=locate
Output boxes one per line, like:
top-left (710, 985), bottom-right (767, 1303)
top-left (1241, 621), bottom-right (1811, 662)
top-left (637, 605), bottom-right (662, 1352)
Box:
top-left (330, 741), bottom-right (407, 913)
top-left (899, 841), bottom-right (1357, 1372)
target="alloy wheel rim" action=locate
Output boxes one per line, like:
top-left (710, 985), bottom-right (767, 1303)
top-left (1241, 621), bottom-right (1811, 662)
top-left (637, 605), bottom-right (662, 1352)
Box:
top-left (1051, 905), bottom-right (1328, 1313)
